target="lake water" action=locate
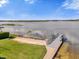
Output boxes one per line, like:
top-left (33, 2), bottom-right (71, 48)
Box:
top-left (0, 21), bottom-right (79, 43)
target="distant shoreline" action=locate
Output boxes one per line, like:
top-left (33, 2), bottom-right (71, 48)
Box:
top-left (0, 20), bottom-right (79, 22)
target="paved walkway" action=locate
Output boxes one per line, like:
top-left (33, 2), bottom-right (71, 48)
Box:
top-left (44, 34), bottom-right (63, 59)
top-left (43, 46), bottom-right (54, 59)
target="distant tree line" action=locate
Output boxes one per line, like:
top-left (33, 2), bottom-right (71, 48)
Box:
top-left (0, 19), bottom-right (79, 22)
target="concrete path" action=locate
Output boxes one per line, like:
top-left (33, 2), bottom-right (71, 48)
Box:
top-left (44, 34), bottom-right (63, 59)
top-left (43, 46), bottom-right (54, 59)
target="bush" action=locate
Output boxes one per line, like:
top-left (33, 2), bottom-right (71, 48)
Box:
top-left (9, 34), bottom-right (17, 39)
top-left (0, 57), bottom-right (6, 59)
top-left (46, 33), bottom-right (58, 45)
top-left (26, 30), bottom-right (46, 40)
top-left (0, 32), bottom-right (9, 39)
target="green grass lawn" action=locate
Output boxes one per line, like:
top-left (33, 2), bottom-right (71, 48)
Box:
top-left (0, 39), bottom-right (47, 59)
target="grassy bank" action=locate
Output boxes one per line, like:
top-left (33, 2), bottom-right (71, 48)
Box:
top-left (0, 39), bottom-right (46, 59)
top-left (55, 42), bottom-right (79, 59)
top-left (55, 42), bottom-right (69, 59)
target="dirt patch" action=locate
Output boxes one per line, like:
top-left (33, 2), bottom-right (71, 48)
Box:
top-left (13, 37), bottom-right (46, 45)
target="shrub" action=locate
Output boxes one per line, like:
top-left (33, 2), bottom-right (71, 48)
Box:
top-left (46, 33), bottom-right (58, 45)
top-left (26, 30), bottom-right (46, 40)
top-left (0, 32), bottom-right (9, 39)
top-left (9, 34), bottom-right (17, 39)
top-left (0, 57), bottom-right (6, 59)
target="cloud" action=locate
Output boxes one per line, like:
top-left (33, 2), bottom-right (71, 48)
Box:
top-left (24, 0), bottom-right (37, 4)
top-left (62, 0), bottom-right (79, 10)
top-left (0, 0), bottom-right (8, 7)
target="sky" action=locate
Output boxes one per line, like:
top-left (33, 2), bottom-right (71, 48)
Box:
top-left (0, 0), bottom-right (79, 20)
